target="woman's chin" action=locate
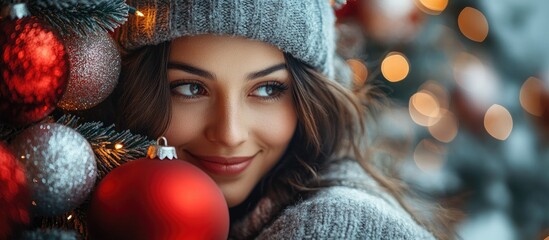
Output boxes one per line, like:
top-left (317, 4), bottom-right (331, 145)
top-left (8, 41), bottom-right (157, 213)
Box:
top-left (221, 188), bottom-right (249, 208)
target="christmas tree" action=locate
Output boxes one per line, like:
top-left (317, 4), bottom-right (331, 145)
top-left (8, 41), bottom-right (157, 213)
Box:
top-left (1, 0), bottom-right (549, 239)
top-left (0, 1), bottom-right (152, 238)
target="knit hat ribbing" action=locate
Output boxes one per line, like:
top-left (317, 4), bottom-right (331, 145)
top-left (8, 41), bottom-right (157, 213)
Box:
top-left (116, 0), bottom-right (337, 78)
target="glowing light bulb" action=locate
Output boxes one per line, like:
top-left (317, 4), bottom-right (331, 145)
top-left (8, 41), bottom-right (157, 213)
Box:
top-left (114, 143), bottom-right (124, 150)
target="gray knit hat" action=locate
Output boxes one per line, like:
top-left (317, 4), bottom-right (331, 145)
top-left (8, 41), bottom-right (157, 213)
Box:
top-left (116, 0), bottom-right (337, 78)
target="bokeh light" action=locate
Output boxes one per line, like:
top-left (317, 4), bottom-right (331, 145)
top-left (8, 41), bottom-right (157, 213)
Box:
top-left (414, 139), bottom-right (445, 172)
top-left (409, 90), bottom-right (441, 126)
top-left (412, 91), bottom-right (440, 118)
top-left (484, 104), bottom-right (513, 140)
top-left (416, 0), bottom-right (448, 15)
top-left (381, 52), bottom-right (410, 82)
top-left (420, 81), bottom-right (450, 110)
top-left (346, 59), bottom-right (369, 87)
top-left (458, 7), bottom-right (489, 42)
top-left (428, 109), bottom-right (458, 143)
top-left (520, 77), bottom-right (544, 116)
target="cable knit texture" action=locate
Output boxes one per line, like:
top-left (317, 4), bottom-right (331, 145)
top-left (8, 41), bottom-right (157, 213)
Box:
top-left (229, 159), bottom-right (436, 239)
top-left (116, 0), bottom-right (336, 78)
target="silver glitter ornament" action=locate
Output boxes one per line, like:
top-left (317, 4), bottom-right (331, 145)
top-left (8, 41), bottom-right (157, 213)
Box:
top-left (57, 32), bottom-right (120, 110)
top-left (10, 123), bottom-right (97, 217)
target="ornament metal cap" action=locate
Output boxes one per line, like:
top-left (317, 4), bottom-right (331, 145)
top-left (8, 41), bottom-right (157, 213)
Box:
top-left (147, 137), bottom-right (178, 160)
top-left (1, 3), bottom-right (31, 19)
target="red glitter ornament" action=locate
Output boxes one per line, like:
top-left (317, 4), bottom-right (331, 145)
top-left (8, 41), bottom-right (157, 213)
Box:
top-left (88, 138), bottom-right (229, 240)
top-left (0, 11), bottom-right (69, 126)
top-left (0, 142), bottom-right (30, 240)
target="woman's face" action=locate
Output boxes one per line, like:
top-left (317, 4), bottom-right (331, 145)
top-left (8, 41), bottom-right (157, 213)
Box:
top-left (165, 35), bottom-right (297, 207)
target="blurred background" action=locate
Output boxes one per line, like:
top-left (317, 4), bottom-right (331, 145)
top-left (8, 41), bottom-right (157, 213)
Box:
top-left (335, 0), bottom-right (549, 239)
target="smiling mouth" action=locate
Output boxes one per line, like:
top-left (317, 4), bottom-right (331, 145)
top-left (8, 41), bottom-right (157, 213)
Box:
top-left (185, 151), bottom-right (258, 176)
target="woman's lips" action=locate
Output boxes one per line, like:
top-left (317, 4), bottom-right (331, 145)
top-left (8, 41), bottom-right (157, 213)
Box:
top-left (186, 152), bottom-right (256, 176)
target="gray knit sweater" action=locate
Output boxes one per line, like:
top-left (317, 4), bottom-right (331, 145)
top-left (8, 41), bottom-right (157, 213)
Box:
top-left (229, 159), bottom-right (436, 239)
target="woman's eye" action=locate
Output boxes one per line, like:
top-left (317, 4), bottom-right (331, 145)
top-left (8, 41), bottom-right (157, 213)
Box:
top-left (250, 82), bottom-right (289, 99)
top-left (254, 85), bottom-right (275, 97)
top-left (171, 82), bottom-right (207, 98)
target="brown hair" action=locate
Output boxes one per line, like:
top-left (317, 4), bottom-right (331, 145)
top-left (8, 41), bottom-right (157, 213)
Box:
top-left (111, 42), bottom-right (172, 137)
top-left (111, 41), bottom-right (455, 240)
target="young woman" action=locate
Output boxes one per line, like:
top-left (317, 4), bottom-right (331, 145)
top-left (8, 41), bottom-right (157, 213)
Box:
top-left (106, 0), bottom-right (442, 238)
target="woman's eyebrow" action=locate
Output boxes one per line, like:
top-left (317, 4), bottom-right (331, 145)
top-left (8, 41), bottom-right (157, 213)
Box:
top-left (246, 63), bottom-right (287, 80)
top-left (167, 62), bottom-right (287, 81)
top-left (168, 62), bottom-right (216, 80)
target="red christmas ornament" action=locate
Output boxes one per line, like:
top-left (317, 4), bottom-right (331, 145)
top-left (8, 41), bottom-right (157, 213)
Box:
top-left (0, 142), bottom-right (30, 240)
top-left (0, 4), bottom-right (69, 126)
top-left (335, 0), bottom-right (359, 21)
top-left (88, 137), bottom-right (229, 240)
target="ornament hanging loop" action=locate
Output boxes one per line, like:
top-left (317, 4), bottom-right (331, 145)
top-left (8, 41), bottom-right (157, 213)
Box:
top-left (157, 136), bottom-right (168, 146)
top-left (147, 137), bottom-right (178, 160)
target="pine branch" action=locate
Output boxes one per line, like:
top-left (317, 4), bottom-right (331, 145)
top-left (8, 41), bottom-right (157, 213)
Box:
top-left (56, 114), bottom-right (154, 179)
top-left (25, 0), bottom-right (129, 37)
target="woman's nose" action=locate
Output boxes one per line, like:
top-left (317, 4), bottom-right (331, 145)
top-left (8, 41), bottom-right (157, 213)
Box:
top-left (204, 97), bottom-right (248, 147)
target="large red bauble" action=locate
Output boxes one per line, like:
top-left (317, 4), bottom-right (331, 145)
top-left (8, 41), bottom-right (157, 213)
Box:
top-left (0, 142), bottom-right (30, 240)
top-left (88, 158), bottom-right (229, 240)
top-left (0, 16), bottom-right (69, 126)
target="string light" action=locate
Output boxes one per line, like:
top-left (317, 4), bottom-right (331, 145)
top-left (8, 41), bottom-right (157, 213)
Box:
top-left (520, 77), bottom-right (544, 116)
top-left (416, 0), bottom-right (448, 15)
top-left (128, 7), bottom-right (145, 17)
top-left (458, 7), bottom-right (489, 42)
top-left (381, 52), bottom-right (410, 82)
top-left (412, 91), bottom-right (440, 118)
top-left (409, 90), bottom-right (441, 126)
top-left (114, 143), bottom-right (124, 150)
top-left (484, 104), bottom-right (513, 140)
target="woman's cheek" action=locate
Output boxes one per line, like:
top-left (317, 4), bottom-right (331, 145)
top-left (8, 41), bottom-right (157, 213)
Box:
top-left (164, 103), bottom-right (206, 145)
top-left (255, 103), bottom-right (297, 146)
